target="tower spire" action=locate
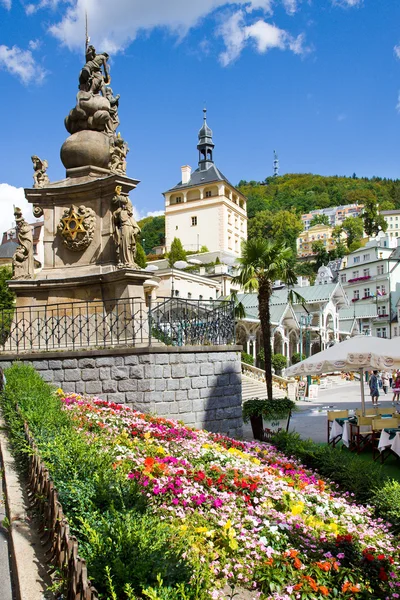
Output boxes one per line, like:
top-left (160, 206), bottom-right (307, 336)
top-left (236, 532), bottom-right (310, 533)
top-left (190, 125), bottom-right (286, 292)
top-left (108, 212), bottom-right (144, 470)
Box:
top-left (273, 150), bottom-right (279, 177)
top-left (197, 108), bottom-right (215, 171)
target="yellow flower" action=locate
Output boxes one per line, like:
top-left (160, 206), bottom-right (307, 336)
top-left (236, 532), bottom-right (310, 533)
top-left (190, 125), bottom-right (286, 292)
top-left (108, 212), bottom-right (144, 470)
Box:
top-left (144, 432), bottom-right (151, 440)
top-left (291, 502), bottom-right (304, 516)
top-left (180, 525), bottom-right (188, 532)
top-left (195, 526), bottom-right (208, 533)
top-left (223, 520), bottom-right (232, 529)
top-left (327, 522), bottom-right (338, 533)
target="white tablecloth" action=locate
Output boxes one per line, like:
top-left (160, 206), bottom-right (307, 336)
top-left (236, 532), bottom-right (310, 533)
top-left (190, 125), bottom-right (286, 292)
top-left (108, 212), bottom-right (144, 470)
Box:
top-left (330, 420), bottom-right (370, 447)
top-left (378, 430), bottom-right (400, 457)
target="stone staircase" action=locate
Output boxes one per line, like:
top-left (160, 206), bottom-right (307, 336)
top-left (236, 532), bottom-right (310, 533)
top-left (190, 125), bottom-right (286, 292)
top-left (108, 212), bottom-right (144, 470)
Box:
top-left (241, 374), bottom-right (287, 401)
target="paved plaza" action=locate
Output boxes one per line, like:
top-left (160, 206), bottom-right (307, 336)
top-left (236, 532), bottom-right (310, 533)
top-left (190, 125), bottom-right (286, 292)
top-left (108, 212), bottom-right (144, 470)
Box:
top-left (243, 379), bottom-right (400, 443)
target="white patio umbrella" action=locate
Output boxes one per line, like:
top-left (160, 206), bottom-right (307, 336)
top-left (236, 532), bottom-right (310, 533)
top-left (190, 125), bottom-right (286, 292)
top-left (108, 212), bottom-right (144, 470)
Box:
top-left (285, 335), bottom-right (393, 415)
top-left (346, 336), bottom-right (400, 371)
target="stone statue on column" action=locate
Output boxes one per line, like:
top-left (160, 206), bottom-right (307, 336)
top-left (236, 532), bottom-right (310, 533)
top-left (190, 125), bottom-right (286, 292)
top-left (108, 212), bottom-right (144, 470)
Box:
top-left (112, 186), bottom-right (140, 268)
top-left (12, 207), bottom-right (34, 279)
top-left (31, 155), bottom-right (50, 188)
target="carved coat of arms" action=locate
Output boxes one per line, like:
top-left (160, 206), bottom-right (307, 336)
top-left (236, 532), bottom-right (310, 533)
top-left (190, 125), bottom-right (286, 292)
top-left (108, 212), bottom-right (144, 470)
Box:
top-left (57, 205), bottom-right (96, 251)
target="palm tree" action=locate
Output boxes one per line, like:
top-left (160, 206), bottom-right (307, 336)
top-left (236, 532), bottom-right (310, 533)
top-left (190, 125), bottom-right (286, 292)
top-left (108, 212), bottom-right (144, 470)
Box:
top-left (233, 238), bottom-right (298, 400)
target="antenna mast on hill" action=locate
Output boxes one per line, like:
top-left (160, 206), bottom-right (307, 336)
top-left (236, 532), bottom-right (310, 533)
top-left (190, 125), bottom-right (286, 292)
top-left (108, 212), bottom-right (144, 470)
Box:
top-left (273, 150), bottom-right (279, 177)
top-left (85, 11), bottom-right (90, 55)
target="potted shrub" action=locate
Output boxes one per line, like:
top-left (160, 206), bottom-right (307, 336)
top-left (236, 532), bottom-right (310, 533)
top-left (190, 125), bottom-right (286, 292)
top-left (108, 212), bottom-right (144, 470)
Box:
top-left (242, 397), bottom-right (296, 441)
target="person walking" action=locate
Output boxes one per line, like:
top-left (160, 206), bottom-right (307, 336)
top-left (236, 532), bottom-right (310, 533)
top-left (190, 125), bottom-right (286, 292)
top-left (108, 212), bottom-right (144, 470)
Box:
top-left (392, 372), bottom-right (400, 406)
top-left (369, 370), bottom-right (380, 407)
top-left (382, 371), bottom-right (390, 394)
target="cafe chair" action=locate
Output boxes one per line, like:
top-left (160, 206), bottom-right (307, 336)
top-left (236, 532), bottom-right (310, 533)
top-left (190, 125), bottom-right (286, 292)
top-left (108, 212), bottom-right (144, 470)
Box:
top-left (371, 417), bottom-right (400, 463)
top-left (327, 410), bottom-right (349, 447)
top-left (355, 408), bottom-right (378, 417)
top-left (349, 416), bottom-right (373, 454)
top-left (376, 407), bottom-right (396, 416)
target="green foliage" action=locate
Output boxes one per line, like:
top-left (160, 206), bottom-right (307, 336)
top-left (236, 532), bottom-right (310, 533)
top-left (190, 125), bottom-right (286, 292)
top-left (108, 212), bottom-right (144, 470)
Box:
top-left (241, 351), bottom-right (254, 366)
top-left (242, 398), bottom-right (296, 423)
top-left (135, 242), bottom-right (147, 268)
top-left (291, 352), bottom-right (305, 364)
top-left (248, 210), bottom-right (303, 253)
top-left (0, 266), bottom-right (15, 309)
top-left (238, 173), bottom-right (398, 221)
top-left (168, 238), bottom-right (187, 267)
top-left (371, 480), bottom-right (400, 534)
top-left (271, 353), bottom-right (287, 375)
top-left (139, 216), bottom-right (165, 254)
top-left (309, 214), bottom-right (330, 227)
top-left (311, 240), bottom-right (330, 269)
top-left (199, 245), bottom-right (209, 253)
top-left (0, 364), bottom-right (208, 600)
top-left (361, 190), bottom-right (388, 236)
top-left (272, 431), bottom-right (387, 505)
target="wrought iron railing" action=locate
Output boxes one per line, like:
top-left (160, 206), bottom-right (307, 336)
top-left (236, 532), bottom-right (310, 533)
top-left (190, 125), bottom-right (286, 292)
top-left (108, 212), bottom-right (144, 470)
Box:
top-left (0, 297), bottom-right (235, 354)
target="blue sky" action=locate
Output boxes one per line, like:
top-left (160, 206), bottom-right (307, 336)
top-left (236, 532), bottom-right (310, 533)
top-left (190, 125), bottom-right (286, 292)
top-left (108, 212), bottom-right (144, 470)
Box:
top-left (1, 0), bottom-right (400, 232)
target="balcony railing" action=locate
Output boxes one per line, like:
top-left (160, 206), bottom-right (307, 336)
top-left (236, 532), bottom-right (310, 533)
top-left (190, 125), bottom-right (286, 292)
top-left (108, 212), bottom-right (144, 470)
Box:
top-left (0, 297), bottom-right (235, 354)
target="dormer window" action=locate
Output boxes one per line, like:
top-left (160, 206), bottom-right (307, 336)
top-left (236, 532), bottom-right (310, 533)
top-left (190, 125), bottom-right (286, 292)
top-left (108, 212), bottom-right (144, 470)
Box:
top-left (175, 196), bottom-right (182, 203)
top-left (205, 190), bottom-right (212, 198)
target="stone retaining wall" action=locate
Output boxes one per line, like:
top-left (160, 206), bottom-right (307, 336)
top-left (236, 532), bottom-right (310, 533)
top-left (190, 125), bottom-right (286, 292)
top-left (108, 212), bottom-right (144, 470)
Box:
top-left (0, 346), bottom-right (242, 438)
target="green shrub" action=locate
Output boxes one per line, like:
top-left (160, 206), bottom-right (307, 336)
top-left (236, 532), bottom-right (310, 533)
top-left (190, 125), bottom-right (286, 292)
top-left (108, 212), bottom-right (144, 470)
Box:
top-left (272, 431), bottom-right (387, 505)
top-left (271, 353), bottom-right (287, 375)
top-left (291, 352), bottom-right (305, 365)
top-left (241, 351), bottom-right (254, 366)
top-left (242, 398), bottom-right (296, 423)
top-left (0, 364), bottom-right (210, 599)
top-left (371, 480), bottom-right (400, 534)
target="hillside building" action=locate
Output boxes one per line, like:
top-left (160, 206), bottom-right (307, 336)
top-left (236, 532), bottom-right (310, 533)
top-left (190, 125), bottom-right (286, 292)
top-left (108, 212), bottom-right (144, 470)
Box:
top-left (301, 204), bottom-right (363, 230)
top-left (338, 232), bottom-right (400, 337)
top-left (381, 209), bottom-right (400, 240)
top-left (163, 110), bottom-right (247, 255)
top-left (297, 224), bottom-right (346, 259)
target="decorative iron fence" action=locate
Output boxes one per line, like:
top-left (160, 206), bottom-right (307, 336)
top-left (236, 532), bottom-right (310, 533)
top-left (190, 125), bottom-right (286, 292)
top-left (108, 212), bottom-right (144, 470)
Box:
top-left (0, 297), bottom-right (235, 354)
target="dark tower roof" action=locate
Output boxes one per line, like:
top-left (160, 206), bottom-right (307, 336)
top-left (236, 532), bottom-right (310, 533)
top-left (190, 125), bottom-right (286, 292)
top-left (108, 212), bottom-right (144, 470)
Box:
top-left (197, 108), bottom-right (215, 171)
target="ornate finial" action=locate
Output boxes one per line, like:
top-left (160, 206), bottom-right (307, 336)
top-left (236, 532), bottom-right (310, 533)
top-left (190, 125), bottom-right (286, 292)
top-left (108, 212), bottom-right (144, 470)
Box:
top-left (203, 107), bottom-right (207, 122)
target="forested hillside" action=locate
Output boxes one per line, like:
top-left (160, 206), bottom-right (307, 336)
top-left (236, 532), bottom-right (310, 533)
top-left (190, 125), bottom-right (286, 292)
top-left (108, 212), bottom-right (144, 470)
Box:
top-left (237, 173), bottom-right (400, 219)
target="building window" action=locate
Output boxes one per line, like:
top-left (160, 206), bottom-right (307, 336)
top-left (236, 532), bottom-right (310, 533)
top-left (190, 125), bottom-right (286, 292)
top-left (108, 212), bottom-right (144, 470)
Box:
top-left (187, 292), bottom-right (192, 299)
top-left (191, 216), bottom-right (197, 226)
top-left (353, 256), bottom-right (360, 264)
top-left (205, 190), bottom-right (212, 198)
top-left (175, 196), bottom-right (182, 203)
top-left (395, 327), bottom-right (398, 337)
top-left (340, 274), bottom-right (346, 283)
top-left (363, 268), bottom-right (370, 277)
top-left (363, 288), bottom-right (370, 298)
top-left (199, 295), bottom-right (203, 300)
top-left (354, 290), bottom-right (359, 300)
top-left (352, 271), bottom-right (359, 278)
top-left (175, 290), bottom-right (179, 297)
top-left (377, 265), bottom-right (384, 275)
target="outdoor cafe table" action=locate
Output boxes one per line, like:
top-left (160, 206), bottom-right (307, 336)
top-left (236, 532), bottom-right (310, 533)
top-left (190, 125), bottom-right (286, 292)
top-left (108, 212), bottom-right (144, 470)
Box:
top-left (329, 415), bottom-right (394, 448)
top-left (378, 428), bottom-right (400, 458)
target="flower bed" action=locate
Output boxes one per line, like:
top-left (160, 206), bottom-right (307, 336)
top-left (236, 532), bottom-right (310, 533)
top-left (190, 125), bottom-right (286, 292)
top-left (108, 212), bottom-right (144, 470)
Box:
top-left (2, 363), bottom-right (399, 600)
top-left (58, 392), bottom-right (400, 600)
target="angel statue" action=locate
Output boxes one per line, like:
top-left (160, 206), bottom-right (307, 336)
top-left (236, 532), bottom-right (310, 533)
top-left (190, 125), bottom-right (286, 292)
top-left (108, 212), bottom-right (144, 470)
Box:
top-left (112, 186), bottom-right (140, 268)
top-left (12, 207), bottom-right (34, 279)
top-left (109, 135), bottom-right (129, 174)
top-left (31, 155), bottom-right (50, 188)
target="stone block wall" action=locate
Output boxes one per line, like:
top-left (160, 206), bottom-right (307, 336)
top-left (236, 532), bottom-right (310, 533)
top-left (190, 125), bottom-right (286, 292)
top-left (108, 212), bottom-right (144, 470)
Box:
top-left (0, 346), bottom-right (242, 438)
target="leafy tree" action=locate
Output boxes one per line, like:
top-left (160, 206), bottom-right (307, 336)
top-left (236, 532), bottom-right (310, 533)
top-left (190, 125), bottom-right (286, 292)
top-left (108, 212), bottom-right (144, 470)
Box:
top-left (309, 214), bottom-right (330, 227)
top-left (0, 266), bottom-right (15, 309)
top-left (135, 243), bottom-right (147, 269)
top-left (167, 238), bottom-right (187, 267)
top-left (233, 239), bottom-right (298, 400)
top-left (361, 191), bottom-right (388, 236)
top-left (138, 216), bottom-right (165, 254)
top-left (248, 210), bottom-right (303, 253)
top-left (199, 245), bottom-right (209, 253)
top-left (333, 217), bottom-right (364, 251)
top-left (271, 353), bottom-right (287, 376)
top-left (291, 352), bottom-right (306, 365)
top-left (311, 241), bottom-right (330, 269)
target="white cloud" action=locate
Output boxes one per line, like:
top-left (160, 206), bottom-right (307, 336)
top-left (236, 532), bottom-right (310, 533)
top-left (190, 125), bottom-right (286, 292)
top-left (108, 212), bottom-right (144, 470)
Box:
top-left (219, 10), bottom-right (307, 65)
top-left (394, 44), bottom-right (400, 61)
top-left (0, 184), bottom-right (37, 238)
top-left (146, 210), bottom-right (165, 218)
top-left (0, 45), bottom-right (47, 84)
top-left (28, 39), bottom-right (41, 50)
top-left (332, 0), bottom-right (363, 7)
top-left (0, 0), bottom-right (11, 9)
top-left (38, 0), bottom-right (305, 60)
